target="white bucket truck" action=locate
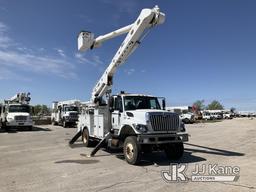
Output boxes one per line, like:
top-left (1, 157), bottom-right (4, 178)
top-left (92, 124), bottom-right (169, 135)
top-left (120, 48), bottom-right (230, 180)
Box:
top-left (70, 6), bottom-right (189, 165)
top-left (51, 100), bottom-right (80, 128)
top-left (0, 93), bottom-right (33, 131)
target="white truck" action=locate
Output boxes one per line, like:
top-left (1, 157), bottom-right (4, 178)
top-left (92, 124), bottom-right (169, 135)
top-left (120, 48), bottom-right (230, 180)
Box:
top-left (70, 6), bottom-right (189, 165)
top-left (166, 106), bottom-right (195, 124)
top-left (51, 100), bottom-right (80, 128)
top-left (0, 93), bottom-right (33, 131)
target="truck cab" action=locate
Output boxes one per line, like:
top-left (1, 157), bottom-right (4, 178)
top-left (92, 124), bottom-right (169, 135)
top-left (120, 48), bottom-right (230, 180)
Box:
top-left (51, 101), bottom-right (80, 128)
top-left (78, 93), bottom-right (188, 164)
top-left (62, 105), bottom-right (79, 126)
top-left (0, 104), bottom-right (33, 131)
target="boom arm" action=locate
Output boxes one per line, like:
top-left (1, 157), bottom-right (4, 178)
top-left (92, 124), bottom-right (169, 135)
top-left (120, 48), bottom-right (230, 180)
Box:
top-left (78, 6), bottom-right (165, 104)
top-left (4, 92), bottom-right (31, 105)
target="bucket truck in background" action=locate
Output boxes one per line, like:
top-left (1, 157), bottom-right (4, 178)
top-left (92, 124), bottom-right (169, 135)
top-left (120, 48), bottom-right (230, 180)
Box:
top-left (0, 93), bottom-right (34, 131)
top-left (51, 100), bottom-right (80, 128)
top-left (70, 6), bottom-right (189, 165)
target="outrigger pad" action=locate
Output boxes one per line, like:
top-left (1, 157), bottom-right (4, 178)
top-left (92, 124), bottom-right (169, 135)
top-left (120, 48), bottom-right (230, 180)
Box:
top-left (69, 130), bottom-right (82, 145)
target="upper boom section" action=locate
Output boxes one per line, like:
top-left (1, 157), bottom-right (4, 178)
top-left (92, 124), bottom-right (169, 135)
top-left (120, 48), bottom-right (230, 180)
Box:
top-left (78, 6), bottom-right (165, 104)
top-left (4, 92), bottom-right (31, 105)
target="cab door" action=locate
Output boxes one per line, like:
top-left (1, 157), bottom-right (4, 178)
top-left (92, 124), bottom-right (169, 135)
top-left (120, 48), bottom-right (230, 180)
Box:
top-left (111, 96), bottom-right (123, 130)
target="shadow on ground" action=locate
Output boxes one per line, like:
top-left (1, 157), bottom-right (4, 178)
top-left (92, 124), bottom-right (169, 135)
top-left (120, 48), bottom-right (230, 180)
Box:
top-left (55, 159), bottom-right (99, 164)
top-left (185, 143), bottom-right (244, 156)
top-left (0, 126), bottom-right (51, 133)
top-left (115, 151), bottom-right (206, 166)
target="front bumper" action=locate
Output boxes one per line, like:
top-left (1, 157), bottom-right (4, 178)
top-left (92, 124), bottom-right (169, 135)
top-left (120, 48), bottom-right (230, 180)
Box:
top-left (64, 119), bottom-right (78, 123)
top-left (6, 121), bottom-right (33, 127)
top-left (137, 133), bottom-right (189, 144)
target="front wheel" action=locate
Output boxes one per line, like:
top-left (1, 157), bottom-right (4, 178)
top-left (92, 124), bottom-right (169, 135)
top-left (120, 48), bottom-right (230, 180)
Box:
top-left (63, 120), bottom-right (67, 128)
top-left (123, 136), bottom-right (141, 165)
top-left (164, 142), bottom-right (184, 160)
top-left (82, 128), bottom-right (91, 147)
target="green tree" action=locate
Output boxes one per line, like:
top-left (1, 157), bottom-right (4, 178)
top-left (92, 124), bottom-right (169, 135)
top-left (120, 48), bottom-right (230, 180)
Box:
top-left (33, 105), bottom-right (51, 116)
top-left (207, 100), bottom-right (224, 110)
top-left (193, 100), bottom-right (205, 111)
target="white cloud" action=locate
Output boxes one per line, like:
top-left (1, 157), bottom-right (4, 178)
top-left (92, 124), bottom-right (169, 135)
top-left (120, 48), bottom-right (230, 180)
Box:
top-left (0, 22), bottom-right (12, 48)
top-left (0, 21), bottom-right (77, 79)
top-left (124, 68), bottom-right (135, 75)
top-left (75, 53), bottom-right (103, 67)
top-left (0, 67), bottom-right (30, 81)
top-left (55, 48), bottom-right (66, 57)
top-left (0, 50), bottom-right (76, 79)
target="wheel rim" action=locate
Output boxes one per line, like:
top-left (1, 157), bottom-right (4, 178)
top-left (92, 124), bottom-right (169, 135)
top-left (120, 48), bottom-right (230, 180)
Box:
top-left (83, 131), bottom-right (88, 143)
top-left (125, 143), bottom-right (134, 160)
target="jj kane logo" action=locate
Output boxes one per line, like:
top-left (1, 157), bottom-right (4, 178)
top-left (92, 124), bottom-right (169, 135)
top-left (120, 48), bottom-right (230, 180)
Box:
top-left (162, 164), bottom-right (240, 182)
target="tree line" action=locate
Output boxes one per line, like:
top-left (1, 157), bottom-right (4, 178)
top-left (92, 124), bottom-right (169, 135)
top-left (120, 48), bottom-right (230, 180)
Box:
top-left (193, 100), bottom-right (235, 112)
top-left (32, 105), bottom-right (51, 116)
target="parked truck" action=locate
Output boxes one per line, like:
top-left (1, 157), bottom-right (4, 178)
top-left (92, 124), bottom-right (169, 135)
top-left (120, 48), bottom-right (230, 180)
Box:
top-left (70, 6), bottom-right (189, 165)
top-left (166, 106), bottom-right (195, 124)
top-left (51, 100), bottom-right (80, 128)
top-left (0, 93), bottom-right (33, 131)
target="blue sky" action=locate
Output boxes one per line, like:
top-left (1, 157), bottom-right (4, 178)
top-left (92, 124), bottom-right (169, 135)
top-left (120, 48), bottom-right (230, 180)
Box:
top-left (0, 0), bottom-right (256, 110)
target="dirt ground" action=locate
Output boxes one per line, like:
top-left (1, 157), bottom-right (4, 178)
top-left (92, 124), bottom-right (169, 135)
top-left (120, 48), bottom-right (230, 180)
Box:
top-left (0, 118), bottom-right (255, 192)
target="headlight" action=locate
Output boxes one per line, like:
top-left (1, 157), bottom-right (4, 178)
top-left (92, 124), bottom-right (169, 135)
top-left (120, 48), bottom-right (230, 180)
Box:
top-left (135, 124), bottom-right (148, 133)
top-left (7, 117), bottom-right (14, 121)
top-left (64, 116), bottom-right (70, 119)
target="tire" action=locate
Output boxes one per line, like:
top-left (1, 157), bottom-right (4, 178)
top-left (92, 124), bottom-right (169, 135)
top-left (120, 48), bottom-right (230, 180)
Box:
top-left (123, 136), bottom-right (141, 165)
top-left (63, 120), bottom-right (67, 128)
top-left (164, 141), bottom-right (184, 160)
top-left (183, 118), bottom-right (190, 124)
top-left (82, 128), bottom-right (91, 147)
top-left (1, 122), bottom-right (8, 132)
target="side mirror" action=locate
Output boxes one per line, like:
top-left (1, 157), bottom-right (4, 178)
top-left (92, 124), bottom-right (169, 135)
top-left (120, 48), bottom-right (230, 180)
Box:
top-left (162, 99), bottom-right (166, 110)
top-left (108, 97), bottom-right (114, 112)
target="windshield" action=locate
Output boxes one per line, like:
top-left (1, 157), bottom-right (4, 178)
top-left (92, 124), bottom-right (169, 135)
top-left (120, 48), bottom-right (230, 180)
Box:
top-left (124, 96), bottom-right (161, 111)
top-left (64, 106), bottom-right (78, 112)
top-left (9, 105), bottom-right (30, 113)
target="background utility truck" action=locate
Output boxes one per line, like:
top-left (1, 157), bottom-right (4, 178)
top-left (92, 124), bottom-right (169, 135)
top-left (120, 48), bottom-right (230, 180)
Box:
top-left (51, 100), bottom-right (80, 128)
top-left (70, 6), bottom-right (189, 165)
top-left (0, 92), bottom-right (33, 131)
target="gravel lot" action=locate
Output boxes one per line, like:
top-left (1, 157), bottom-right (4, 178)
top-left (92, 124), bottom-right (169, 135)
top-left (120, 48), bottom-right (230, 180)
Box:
top-left (0, 118), bottom-right (255, 192)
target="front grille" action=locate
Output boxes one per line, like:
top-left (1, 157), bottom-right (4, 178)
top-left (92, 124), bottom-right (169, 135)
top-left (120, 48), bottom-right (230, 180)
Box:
top-left (149, 112), bottom-right (180, 132)
top-left (69, 113), bottom-right (78, 121)
top-left (15, 116), bottom-right (27, 121)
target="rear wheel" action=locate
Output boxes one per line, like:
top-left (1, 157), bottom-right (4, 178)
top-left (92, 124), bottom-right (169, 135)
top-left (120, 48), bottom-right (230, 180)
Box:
top-left (82, 128), bottom-right (91, 147)
top-left (164, 141), bottom-right (184, 160)
top-left (123, 136), bottom-right (141, 165)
